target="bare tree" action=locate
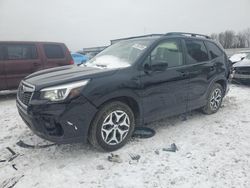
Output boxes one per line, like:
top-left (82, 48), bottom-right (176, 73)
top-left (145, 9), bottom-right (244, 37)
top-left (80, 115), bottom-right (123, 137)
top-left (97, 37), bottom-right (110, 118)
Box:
top-left (210, 33), bottom-right (219, 41)
top-left (237, 32), bottom-right (247, 48)
top-left (218, 32), bottom-right (226, 48)
top-left (223, 30), bottom-right (235, 49)
top-left (243, 28), bottom-right (250, 47)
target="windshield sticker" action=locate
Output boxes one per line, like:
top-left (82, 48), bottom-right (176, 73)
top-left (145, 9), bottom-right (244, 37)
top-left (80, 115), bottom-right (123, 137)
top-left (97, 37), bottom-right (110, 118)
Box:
top-left (132, 44), bottom-right (147, 51)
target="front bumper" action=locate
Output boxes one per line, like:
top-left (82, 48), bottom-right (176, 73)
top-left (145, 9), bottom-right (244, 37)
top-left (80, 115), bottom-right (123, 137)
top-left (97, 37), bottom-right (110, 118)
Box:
top-left (231, 67), bottom-right (250, 83)
top-left (16, 96), bottom-right (97, 144)
top-left (231, 73), bottom-right (250, 84)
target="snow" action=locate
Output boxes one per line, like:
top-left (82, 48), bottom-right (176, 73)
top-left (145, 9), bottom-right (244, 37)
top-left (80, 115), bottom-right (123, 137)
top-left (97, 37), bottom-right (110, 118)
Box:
top-left (84, 55), bottom-right (131, 69)
top-left (1, 84), bottom-right (250, 188)
top-left (229, 53), bottom-right (247, 63)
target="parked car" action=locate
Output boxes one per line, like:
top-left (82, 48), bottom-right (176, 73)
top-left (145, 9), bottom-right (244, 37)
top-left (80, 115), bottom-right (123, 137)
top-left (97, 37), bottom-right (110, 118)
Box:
top-left (16, 32), bottom-right (230, 151)
top-left (71, 52), bottom-right (88, 65)
top-left (0, 41), bottom-right (73, 91)
top-left (229, 51), bottom-right (250, 64)
top-left (232, 53), bottom-right (250, 84)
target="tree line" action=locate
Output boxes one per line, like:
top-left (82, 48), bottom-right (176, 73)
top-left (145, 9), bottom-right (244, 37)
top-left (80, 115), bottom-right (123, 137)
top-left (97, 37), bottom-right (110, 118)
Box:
top-left (210, 28), bottom-right (250, 49)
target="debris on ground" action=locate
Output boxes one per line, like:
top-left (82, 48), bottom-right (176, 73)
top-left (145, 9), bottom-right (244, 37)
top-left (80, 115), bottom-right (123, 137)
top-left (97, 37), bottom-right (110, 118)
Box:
top-left (12, 164), bottom-right (18, 171)
top-left (154, 149), bottom-right (160, 155)
top-left (0, 159), bottom-right (7, 163)
top-left (6, 147), bottom-right (16, 155)
top-left (96, 165), bottom-right (105, 170)
top-left (163, 143), bottom-right (178, 152)
top-left (129, 153), bottom-right (141, 162)
top-left (16, 140), bottom-right (56, 149)
top-left (132, 127), bottom-right (156, 139)
top-left (107, 153), bottom-right (122, 163)
top-left (6, 147), bottom-right (19, 162)
top-left (1, 175), bottom-right (24, 188)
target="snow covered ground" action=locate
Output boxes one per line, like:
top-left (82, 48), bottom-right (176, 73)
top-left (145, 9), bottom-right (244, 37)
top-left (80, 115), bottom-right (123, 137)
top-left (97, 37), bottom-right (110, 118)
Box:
top-left (0, 84), bottom-right (250, 188)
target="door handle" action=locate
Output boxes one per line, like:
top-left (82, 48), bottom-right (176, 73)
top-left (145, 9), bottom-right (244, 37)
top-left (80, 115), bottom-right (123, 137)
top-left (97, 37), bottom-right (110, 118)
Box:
top-left (210, 65), bottom-right (216, 71)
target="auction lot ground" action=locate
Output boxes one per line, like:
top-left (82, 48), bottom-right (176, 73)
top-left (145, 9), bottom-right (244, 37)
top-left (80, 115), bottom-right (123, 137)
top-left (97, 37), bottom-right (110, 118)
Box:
top-left (0, 84), bottom-right (250, 188)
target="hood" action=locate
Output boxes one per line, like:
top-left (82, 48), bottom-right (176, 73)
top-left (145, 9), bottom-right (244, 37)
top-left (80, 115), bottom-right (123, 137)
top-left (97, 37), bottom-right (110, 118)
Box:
top-left (233, 59), bottom-right (250, 68)
top-left (24, 65), bottom-right (118, 90)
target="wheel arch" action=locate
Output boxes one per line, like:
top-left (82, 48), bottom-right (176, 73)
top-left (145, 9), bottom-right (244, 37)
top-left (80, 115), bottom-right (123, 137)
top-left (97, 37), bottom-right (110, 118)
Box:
top-left (96, 95), bottom-right (142, 127)
top-left (206, 77), bottom-right (228, 97)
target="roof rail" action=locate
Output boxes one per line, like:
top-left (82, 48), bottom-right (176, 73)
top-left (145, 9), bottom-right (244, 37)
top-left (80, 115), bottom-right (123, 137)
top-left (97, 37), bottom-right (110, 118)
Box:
top-left (165, 32), bottom-right (211, 39)
top-left (111, 34), bottom-right (163, 44)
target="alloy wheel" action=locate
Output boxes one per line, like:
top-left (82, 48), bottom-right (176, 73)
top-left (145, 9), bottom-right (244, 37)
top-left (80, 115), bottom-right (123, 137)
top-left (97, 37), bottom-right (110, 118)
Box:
top-left (210, 88), bottom-right (222, 111)
top-left (101, 110), bottom-right (130, 145)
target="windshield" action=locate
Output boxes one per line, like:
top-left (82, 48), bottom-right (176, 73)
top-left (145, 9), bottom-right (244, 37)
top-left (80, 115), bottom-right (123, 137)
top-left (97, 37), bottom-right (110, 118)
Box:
top-left (84, 39), bottom-right (154, 69)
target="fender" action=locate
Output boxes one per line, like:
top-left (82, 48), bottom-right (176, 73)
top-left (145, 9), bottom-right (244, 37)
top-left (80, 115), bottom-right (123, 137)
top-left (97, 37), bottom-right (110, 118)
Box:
top-left (86, 88), bottom-right (144, 126)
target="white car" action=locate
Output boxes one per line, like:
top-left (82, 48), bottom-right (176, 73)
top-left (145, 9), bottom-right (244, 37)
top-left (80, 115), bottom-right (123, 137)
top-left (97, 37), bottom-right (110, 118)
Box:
top-left (230, 51), bottom-right (250, 64)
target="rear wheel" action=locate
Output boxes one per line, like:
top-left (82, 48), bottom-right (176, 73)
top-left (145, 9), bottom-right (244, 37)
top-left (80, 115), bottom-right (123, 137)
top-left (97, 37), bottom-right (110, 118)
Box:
top-left (202, 83), bottom-right (223, 114)
top-left (88, 101), bottom-right (135, 151)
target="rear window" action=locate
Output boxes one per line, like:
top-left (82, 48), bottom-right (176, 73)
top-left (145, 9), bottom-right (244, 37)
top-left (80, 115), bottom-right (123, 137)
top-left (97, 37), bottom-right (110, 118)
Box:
top-left (185, 40), bottom-right (209, 64)
top-left (205, 42), bottom-right (223, 59)
top-left (6, 44), bottom-right (37, 60)
top-left (44, 44), bottom-right (65, 59)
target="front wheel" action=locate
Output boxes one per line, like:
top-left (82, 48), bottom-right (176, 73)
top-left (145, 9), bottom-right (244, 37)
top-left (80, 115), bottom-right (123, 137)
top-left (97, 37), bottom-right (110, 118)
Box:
top-left (202, 83), bottom-right (224, 114)
top-left (88, 101), bottom-right (135, 151)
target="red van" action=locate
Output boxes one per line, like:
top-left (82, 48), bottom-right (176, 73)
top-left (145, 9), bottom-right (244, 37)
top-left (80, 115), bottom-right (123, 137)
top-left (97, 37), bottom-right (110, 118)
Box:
top-left (0, 42), bottom-right (73, 90)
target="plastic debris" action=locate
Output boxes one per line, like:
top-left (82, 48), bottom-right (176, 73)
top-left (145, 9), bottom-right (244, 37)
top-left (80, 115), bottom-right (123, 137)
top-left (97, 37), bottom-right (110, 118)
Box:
top-left (12, 164), bottom-right (18, 171)
top-left (163, 143), bottom-right (178, 152)
top-left (107, 153), bottom-right (122, 163)
top-left (16, 140), bottom-right (56, 149)
top-left (129, 153), bottom-right (141, 162)
top-left (154, 149), bottom-right (160, 155)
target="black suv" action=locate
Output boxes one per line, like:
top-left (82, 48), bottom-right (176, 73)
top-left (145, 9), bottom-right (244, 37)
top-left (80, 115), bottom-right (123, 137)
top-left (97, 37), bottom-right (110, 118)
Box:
top-left (16, 32), bottom-right (230, 151)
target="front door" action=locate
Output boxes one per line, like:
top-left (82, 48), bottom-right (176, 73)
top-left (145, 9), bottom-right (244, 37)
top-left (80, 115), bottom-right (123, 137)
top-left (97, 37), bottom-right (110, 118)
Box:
top-left (140, 39), bottom-right (189, 123)
top-left (4, 43), bottom-right (43, 89)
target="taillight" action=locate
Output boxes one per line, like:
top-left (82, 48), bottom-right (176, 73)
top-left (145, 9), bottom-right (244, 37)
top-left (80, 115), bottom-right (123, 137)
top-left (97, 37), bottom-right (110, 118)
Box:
top-left (69, 60), bottom-right (74, 65)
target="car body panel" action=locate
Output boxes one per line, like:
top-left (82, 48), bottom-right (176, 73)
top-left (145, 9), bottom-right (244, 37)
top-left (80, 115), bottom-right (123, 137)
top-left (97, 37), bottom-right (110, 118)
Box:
top-left (24, 65), bottom-right (118, 90)
top-left (17, 95), bottom-right (97, 143)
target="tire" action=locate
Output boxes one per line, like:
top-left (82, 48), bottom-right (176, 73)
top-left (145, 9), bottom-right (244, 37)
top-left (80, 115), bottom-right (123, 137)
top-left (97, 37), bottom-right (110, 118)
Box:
top-left (88, 101), bottom-right (135, 151)
top-left (202, 83), bottom-right (224, 115)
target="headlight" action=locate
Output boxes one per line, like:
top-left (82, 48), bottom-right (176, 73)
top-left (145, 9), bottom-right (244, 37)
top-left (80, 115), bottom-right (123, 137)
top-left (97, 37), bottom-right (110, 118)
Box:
top-left (40, 80), bottom-right (89, 102)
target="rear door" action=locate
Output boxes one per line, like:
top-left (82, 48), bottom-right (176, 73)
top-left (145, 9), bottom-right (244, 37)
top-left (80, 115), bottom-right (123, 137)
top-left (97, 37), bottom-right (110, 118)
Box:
top-left (4, 43), bottom-right (43, 89)
top-left (42, 44), bottom-right (69, 68)
top-left (0, 45), bottom-right (7, 90)
top-left (183, 39), bottom-right (215, 110)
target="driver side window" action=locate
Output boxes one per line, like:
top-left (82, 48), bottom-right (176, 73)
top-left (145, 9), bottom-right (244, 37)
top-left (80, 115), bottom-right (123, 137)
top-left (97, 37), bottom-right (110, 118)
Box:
top-left (150, 40), bottom-right (183, 68)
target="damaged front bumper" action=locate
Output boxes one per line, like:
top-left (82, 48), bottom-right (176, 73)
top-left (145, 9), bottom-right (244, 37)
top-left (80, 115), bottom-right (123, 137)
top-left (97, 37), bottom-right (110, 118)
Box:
top-left (16, 96), bottom-right (97, 144)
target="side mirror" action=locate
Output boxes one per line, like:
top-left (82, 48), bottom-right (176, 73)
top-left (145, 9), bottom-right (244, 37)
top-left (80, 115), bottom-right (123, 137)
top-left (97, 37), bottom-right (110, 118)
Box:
top-left (144, 63), bottom-right (151, 71)
top-left (151, 60), bottom-right (168, 71)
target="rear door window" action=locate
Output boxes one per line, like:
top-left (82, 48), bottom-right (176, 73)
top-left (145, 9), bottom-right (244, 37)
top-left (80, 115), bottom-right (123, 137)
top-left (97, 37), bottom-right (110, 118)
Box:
top-left (205, 42), bottom-right (223, 59)
top-left (6, 44), bottom-right (37, 60)
top-left (184, 40), bottom-right (209, 64)
top-left (44, 44), bottom-right (65, 59)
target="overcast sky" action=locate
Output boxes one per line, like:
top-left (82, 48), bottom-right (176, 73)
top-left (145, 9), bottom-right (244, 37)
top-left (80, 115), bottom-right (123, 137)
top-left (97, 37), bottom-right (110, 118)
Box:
top-left (0, 0), bottom-right (249, 51)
